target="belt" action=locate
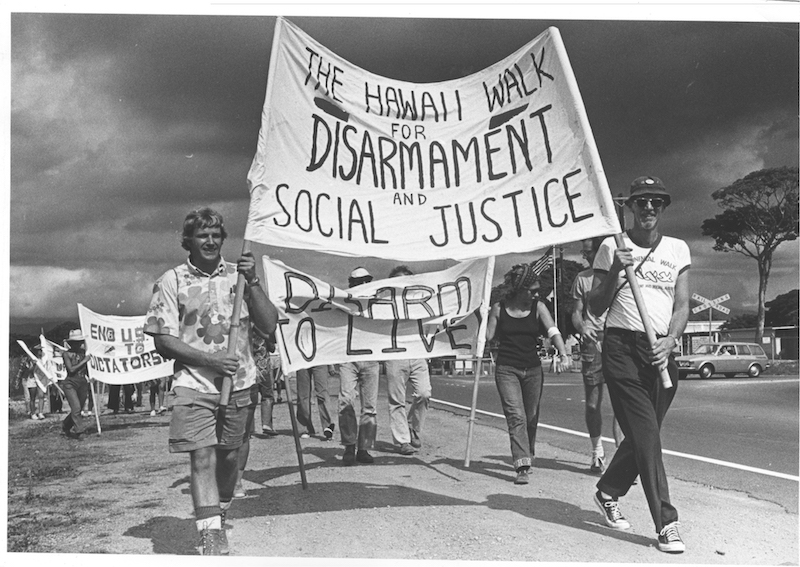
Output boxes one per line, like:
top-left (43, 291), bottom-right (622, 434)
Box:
top-left (606, 327), bottom-right (665, 341)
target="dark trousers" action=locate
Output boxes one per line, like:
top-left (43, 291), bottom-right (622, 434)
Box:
top-left (49, 385), bottom-right (63, 413)
top-left (62, 379), bottom-right (88, 434)
top-left (108, 384), bottom-right (135, 411)
top-left (597, 328), bottom-right (679, 532)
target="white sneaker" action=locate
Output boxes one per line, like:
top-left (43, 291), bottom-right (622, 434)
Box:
top-left (150, 410), bottom-right (157, 417)
top-left (300, 432), bottom-right (310, 439)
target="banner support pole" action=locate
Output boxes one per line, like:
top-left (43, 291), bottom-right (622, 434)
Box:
top-left (90, 379), bottom-right (102, 435)
top-left (550, 27), bottom-right (672, 389)
top-left (465, 256), bottom-right (495, 467)
top-left (285, 375), bottom-right (308, 490)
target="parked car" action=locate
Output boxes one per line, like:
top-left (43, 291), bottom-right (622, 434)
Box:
top-left (675, 342), bottom-right (770, 379)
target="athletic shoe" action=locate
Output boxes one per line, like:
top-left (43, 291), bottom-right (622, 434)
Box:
top-left (398, 443), bottom-right (417, 455)
top-left (323, 424), bottom-right (335, 440)
top-left (30, 414), bottom-right (39, 420)
top-left (590, 454), bottom-right (606, 474)
top-left (219, 510), bottom-right (230, 555)
top-left (342, 445), bottom-right (356, 466)
top-left (594, 490), bottom-right (631, 530)
top-left (657, 521), bottom-right (685, 553)
top-left (233, 480), bottom-right (246, 499)
top-left (37, 413), bottom-right (46, 419)
top-left (261, 425), bottom-right (278, 437)
top-left (514, 469), bottom-right (530, 485)
top-left (150, 410), bottom-right (157, 417)
top-left (158, 406), bottom-right (168, 415)
top-left (356, 450), bottom-right (374, 464)
top-left (410, 429), bottom-right (422, 449)
top-left (300, 432), bottom-right (310, 439)
top-left (197, 527), bottom-right (223, 555)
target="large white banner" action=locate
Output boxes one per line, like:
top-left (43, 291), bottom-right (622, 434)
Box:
top-left (265, 256), bottom-right (492, 373)
top-left (78, 304), bottom-right (174, 385)
top-left (246, 18), bottom-right (620, 261)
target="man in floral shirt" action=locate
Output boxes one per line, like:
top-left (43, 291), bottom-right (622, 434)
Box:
top-left (144, 207), bottom-right (276, 555)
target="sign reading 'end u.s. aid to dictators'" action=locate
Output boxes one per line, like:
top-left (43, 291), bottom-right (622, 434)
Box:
top-left (245, 18), bottom-right (620, 261)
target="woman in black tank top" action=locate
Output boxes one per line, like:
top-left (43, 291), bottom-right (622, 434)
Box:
top-left (486, 262), bottom-right (571, 485)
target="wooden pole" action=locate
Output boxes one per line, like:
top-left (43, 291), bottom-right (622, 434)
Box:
top-left (613, 234), bottom-right (673, 389)
top-left (219, 241), bottom-right (251, 408)
top-left (464, 356), bottom-right (483, 467)
top-left (464, 257), bottom-right (495, 467)
top-left (286, 375), bottom-right (308, 490)
top-left (90, 379), bottom-right (102, 435)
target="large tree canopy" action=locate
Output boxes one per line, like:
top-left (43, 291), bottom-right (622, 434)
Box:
top-left (765, 289), bottom-right (799, 327)
top-left (701, 166), bottom-right (799, 341)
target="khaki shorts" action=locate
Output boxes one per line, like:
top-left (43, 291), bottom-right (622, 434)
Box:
top-left (167, 386), bottom-right (254, 453)
top-left (581, 339), bottom-right (605, 386)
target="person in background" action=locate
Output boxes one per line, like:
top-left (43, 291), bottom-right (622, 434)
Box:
top-left (61, 329), bottom-right (91, 439)
top-left (144, 207), bottom-right (277, 555)
top-left (252, 329), bottom-right (279, 437)
top-left (337, 267), bottom-right (380, 466)
top-left (588, 176), bottom-right (690, 553)
top-left (383, 265), bottom-right (432, 455)
top-left (49, 381), bottom-right (64, 414)
top-left (106, 383), bottom-right (135, 414)
top-left (571, 237), bottom-right (623, 474)
top-left (149, 377), bottom-right (168, 416)
top-left (294, 365), bottom-right (336, 440)
top-left (486, 262), bottom-right (571, 485)
top-left (22, 347), bottom-right (47, 420)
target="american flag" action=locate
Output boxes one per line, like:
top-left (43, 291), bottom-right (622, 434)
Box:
top-left (530, 246), bottom-right (554, 276)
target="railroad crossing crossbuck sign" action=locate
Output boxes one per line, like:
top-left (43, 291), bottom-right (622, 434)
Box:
top-left (692, 293), bottom-right (731, 315)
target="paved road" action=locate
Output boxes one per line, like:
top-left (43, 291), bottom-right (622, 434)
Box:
top-left (428, 369), bottom-right (799, 513)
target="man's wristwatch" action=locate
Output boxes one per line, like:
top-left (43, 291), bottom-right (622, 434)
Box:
top-left (247, 276), bottom-right (260, 287)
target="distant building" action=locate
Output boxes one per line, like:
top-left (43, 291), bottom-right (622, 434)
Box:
top-left (719, 326), bottom-right (799, 360)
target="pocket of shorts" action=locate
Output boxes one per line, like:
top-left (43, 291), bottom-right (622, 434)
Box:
top-left (233, 393), bottom-right (254, 409)
top-left (167, 389), bottom-right (194, 409)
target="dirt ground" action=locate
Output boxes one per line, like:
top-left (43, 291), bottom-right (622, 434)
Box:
top-left (5, 387), bottom-right (799, 566)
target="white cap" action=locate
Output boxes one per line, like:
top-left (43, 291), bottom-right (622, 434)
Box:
top-left (349, 267), bottom-right (371, 279)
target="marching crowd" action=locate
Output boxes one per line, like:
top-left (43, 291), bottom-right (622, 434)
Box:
top-left (19, 174), bottom-right (690, 557)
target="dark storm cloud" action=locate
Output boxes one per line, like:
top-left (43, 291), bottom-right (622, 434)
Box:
top-left (9, 12), bottom-right (799, 319)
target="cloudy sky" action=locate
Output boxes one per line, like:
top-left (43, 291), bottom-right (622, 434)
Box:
top-left (7, 4), bottom-right (799, 327)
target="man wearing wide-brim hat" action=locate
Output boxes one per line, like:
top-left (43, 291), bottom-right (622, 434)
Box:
top-left (588, 175), bottom-right (690, 553)
top-left (61, 329), bottom-right (91, 439)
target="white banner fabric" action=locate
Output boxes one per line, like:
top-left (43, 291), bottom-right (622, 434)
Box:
top-left (40, 335), bottom-right (67, 382)
top-left (78, 304), bottom-right (174, 385)
top-left (264, 256), bottom-right (492, 373)
top-left (17, 341), bottom-right (51, 392)
top-left (246, 18), bottom-right (620, 261)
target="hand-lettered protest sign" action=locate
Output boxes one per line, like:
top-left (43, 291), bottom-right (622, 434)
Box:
top-left (264, 256), bottom-right (493, 373)
top-left (78, 304), bottom-right (174, 384)
top-left (245, 18), bottom-right (620, 261)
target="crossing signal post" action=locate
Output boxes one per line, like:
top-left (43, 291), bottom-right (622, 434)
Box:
top-left (691, 293), bottom-right (731, 342)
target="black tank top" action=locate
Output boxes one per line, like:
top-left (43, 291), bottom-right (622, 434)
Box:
top-left (496, 301), bottom-right (542, 369)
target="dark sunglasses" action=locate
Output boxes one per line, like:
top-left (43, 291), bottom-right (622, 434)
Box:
top-left (633, 197), bottom-right (665, 210)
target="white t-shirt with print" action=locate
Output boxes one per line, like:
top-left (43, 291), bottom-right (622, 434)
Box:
top-left (593, 234), bottom-right (690, 336)
top-left (570, 267), bottom-right (606, 334)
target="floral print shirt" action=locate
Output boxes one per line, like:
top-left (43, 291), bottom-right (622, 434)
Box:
top-left (144, 257), bottom-right (256, 394)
